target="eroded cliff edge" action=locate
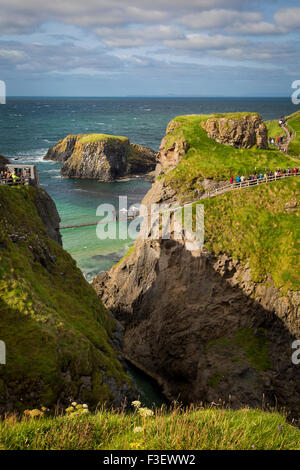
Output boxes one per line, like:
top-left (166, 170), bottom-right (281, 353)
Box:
top-left (0, 185), bottom-right (133, 413)
top-left (93, 113), bottom-right (300, 416)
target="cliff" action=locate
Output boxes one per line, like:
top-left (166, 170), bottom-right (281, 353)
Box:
top-left (157, 113), bottom-right (299, 200)
top-left (0, 185), bottom-right (133, 413)
top-left (0, 155), bottom-right (9, 169)
top-left (94, 112), bottom-right (300, 416)
top-left (44, 134), bottom-right (157, 181)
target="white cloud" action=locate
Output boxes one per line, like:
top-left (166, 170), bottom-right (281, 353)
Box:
top-left (230, 21), bottom-right (285, 35)
top-left (274, 8), bottom-right (300, 30)
top-left (96, 25), bottom-right (184, 48)
top-left (180, 9), bottom-right (261, 29)
top-left (164, 33), bottom-right (245, 51)
top-left (0, 49), bottom-right (28, 62)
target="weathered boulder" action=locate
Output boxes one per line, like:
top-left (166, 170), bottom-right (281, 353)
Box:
top-left (44, 134), bottom-right (157, 181)
top-left (201, 114), bottom-right (268, 149)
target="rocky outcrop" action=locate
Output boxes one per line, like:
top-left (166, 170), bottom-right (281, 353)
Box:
top-left (0, 155), bottom-right (9, 169)
top-left (44, 135), bottom-right (80, 163)
top-left (93, 112), bottom-right (299, 416)
top-left (201, 114), bottom-right (268, 149)
top-left (94, 236), bottom-right (300, 415)
top-left (34, 188), bottom-right (62, 246)
top-left (156, 113), bottom-right (268, 176)
top-left (158, 136), bottom-right (189, 173)
top-left (44, 134), bottom-right (157, 182)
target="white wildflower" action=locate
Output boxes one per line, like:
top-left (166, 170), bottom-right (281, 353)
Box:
top-left (132, 400), bottom-right (141, 409)
top-left (134, 426), bottom-right (143, 433)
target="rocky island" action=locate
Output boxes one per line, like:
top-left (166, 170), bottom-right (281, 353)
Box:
top-left (44, 133), bottom-right (157, 181)
top-left (93, 112), bottom-right (300, 417)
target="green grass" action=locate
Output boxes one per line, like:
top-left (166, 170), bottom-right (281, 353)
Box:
top-left (0, 185), bottom-right (130, 412)
top-left (79, 134), bottom-right (129, 145)
top-left (265, 120), bottom-right (284, 140)
top-left (265, 112), bottom-right (300, 157)
top-left (287, 111), bottom-right (300, 156)
top-left (0, 406), bottom-right (299, 450)
top-left (163, 114), bottom-right (299, 197)
top-left (196, 178), bottom-right (299, 292)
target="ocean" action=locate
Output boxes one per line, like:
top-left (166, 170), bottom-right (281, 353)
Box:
top-left (1, 97), bottom-right (299, 281)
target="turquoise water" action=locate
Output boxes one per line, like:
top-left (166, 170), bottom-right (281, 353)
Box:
top-left (1, 97), bottom-right (299, 279)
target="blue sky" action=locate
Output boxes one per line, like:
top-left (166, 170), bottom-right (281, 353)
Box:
top-left (0, 0), bottom-right (299, 96)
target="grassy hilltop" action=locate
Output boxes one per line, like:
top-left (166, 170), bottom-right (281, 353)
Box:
top-left (266, 110), bottom-right (300, 156)
top-left (163, 113), bottom-right (299, 196)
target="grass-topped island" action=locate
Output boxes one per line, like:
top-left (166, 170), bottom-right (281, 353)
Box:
top-left (44, 133), bottom-right (157, 181)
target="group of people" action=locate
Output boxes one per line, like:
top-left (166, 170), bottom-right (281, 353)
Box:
top-left (0, 168), bottom-right (26, 185)
top-left (229, 167), bottom-right (299, 184)
top-left (269, 136), bottom-right (285, 146)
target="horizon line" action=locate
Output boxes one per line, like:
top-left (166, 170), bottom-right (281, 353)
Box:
top-left (5, 95), bottom-right (293, 99)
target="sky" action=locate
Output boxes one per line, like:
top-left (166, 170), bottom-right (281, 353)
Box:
top-left (0, 0), bottom-right (299, 97)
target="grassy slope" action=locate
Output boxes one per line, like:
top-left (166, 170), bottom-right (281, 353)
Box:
top-left (0, 407), bottom-right (299, 450)
top-left (0, 185), bottom-right (129, 411)
top-left (196, 178), bottom-right (299, 292)
top-left (287, 111), bottom-right (300, 156)
top-left (266, 111), bottom-right (300, 156)
top-left (163, 114), bottom-right (299, 196)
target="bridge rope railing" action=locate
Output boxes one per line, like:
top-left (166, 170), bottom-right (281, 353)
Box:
top-left (59, 172), bottom-right (299, 230)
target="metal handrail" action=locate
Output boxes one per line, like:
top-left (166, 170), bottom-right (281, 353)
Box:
top-left (205, 172), bottom-right (299, 198)
top-left (0, 177), bottom-right (30, 186)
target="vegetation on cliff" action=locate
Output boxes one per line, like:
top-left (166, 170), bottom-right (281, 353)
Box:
top-left (162, 114), bottom-right (299, 196)
top-left (266, 111), bottom-right (300, 156)
top-left (0, 185), bottom-right (131, 412)
top-left (198, 178), bottom-right (299, 292)
top-left (79, 133), bottom-right (129, 145)
top-left (0, 405), bottom-right (299, 450)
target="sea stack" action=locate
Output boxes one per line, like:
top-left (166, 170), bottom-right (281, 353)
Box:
top-left (44, 134), bottom-right (157, 182)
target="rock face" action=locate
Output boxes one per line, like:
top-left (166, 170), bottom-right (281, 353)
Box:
top-left (93, 112), bottom-right (299, 416)
top-left (0, 155), bottom-right (9, 169)
top-left (44, 135), bottom-right (79, 163)
top-left (44, 134), bottom-right (157, 181)
top-left (34, 188), bottom-right (62, 246)
top-left (0, 185), bottom-right (133, 413)
top-left (94, 237), bottom-right (300, 415)
top-left (201, 114), bottom-right (268, 149)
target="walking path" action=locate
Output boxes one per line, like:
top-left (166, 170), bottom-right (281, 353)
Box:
top-left (60, 172), bottom-right (299, 230)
